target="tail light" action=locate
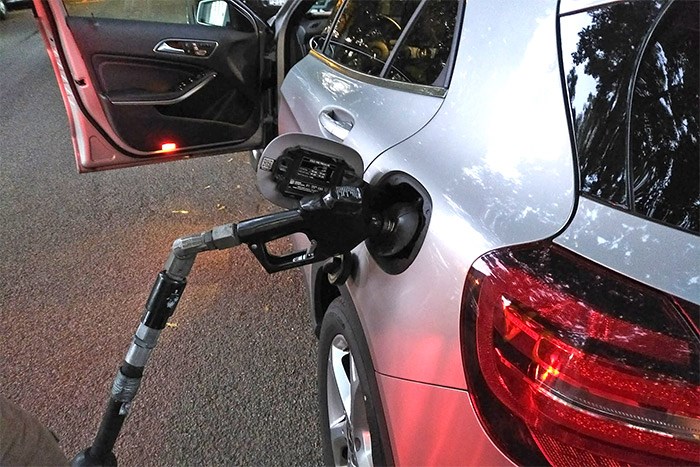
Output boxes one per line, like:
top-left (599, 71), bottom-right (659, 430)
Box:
top-left (461, 243), bottom-right (699, 466)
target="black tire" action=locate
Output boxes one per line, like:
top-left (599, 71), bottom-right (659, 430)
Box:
top-left (318, 296), bottom-right (391, 467)
top-left (0, 1), bottom-right (7, 20)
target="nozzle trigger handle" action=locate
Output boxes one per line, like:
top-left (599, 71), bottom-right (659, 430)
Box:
top-left (248, 240), bottom-right (322, 273)
top-left (236, 209), bottom-right (328, 273)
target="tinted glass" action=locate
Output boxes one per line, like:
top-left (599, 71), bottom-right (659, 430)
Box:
top-left (64, 0), bottom-right (257, 31)
top-left (630, 1), bottom-right (699, 233)
top-left (387, 0), bottom-right (459, 86)
top-left (323, 0), bottom-right (421, 76)
top-left (63, 0), bottom-right (197, 23)
top-left (238, 0), bottom-right (284, 21)
top-left (561, 2), bottom-right (664, 207)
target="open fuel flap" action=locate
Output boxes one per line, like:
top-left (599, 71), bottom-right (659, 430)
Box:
top-left (256, 133), bottom-right (365, 209)
top-left (255, 134), bottom-right (430, 274)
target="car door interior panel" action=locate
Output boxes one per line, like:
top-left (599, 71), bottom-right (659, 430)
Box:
top-left (65, 16), bottom-right (265, 153)
top-left (97, 61), bottom-right (218, 106)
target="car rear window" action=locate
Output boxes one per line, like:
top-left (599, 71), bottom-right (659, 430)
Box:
top-left (385, 0), bottom-right (460, 87)
top-left (561, 1), bottom-right (699, 234)
top-left (630, 1), bottom-right (699, 233)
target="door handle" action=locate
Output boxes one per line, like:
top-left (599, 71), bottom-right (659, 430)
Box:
top-left (319, 110), bottom-right (354, 141)
top-left (154, 39), bottom-right (218, 58)
top-left (155, 42), bottom-right (186, 54)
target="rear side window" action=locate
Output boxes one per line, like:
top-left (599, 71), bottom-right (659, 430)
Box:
top-left (561, 1), bottom-right (699, 233)
top-left (321, 0), bottom-right (460, 88)
top-left (386, 0), bottom-right (459, 86)
top-left (630, 1), bottom-right (699, 233)
top-left (323, 0), bottom-right (422, 76)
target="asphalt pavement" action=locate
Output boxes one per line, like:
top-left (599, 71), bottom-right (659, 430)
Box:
top-left (0, 9), bottom-right (322, 465)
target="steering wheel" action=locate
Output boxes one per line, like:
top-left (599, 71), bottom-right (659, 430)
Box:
top-left (364, 13), bottom-right (403, 61)
top-left (377, 14), bottom-right (402, 33)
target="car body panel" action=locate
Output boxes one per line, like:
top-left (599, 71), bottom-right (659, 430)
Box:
top-left (376, 373), bottom-right (514, 466)
top-left (279, 51), bottom-right (446, 168)
top-left (34, 0), bottom-right (121, 171)
top-left (344, 0), bottom-right (575, 390)
top-left (555, 197), bottom-right (700, 304)
top-left (33, 0), bottom-right (271, 172)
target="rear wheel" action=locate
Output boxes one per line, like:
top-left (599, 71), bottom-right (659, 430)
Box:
top-left (318, 297), bottom-right (389, 467)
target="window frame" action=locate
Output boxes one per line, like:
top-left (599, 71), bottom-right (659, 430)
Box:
top-left (316, 0), bottom-right (464, 95)
top-left (62, 0), bottom-right (267, 34)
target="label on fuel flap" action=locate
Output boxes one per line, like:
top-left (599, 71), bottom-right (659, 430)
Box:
top-left (289, 178), bottom-right (324, 194)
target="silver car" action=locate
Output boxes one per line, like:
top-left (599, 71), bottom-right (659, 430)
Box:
top-left (36, 0), bottom-right (699, 464)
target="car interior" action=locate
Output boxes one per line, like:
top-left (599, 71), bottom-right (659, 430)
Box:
top-left (62, 1), bottom-right (269, 154)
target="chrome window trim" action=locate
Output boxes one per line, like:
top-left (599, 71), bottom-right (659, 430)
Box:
top-left (309, 49), bottom-right (447, 98)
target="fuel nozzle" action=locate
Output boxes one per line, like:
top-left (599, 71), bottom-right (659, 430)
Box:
top-left (299, 186), bottom-right (365, 214)
top-left (318, 190), bottom-right (424, 286)
top-left (298, 184), bottom-right (423, 260)
top-left (236, 185), bottom-right (384, 273)
top-left (370, 201), bottom-right (422, 257)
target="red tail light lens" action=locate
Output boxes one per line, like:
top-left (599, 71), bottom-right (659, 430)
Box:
top-left (461, 243), bottom-right (699, 466)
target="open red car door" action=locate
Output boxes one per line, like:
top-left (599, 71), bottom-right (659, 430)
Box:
top-left (33, 0), bottom-right (275, 172)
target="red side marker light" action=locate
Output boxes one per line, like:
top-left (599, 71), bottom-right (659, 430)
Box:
top-left (161, 143), bottom-right (177, 152)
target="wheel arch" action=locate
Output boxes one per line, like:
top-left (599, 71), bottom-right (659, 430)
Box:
top-left (318, 293), bottom-right (396, 466)
top-left (310, 263), bottom-right (341, 337)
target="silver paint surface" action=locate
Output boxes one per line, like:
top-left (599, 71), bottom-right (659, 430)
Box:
top-left (349, 0), bottom-right (576, 390)
top-left (277, 0), bottom-right (696, 462)
top-left (279, 53), bottom-right (445, 167)
top-left (555, 197), bottom-right (700, 304)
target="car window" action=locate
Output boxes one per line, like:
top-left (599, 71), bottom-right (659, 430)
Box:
top-left (63, 0), bottom-right (197, 23)
top-left (385, 0), bottom-right (459, 87)
top-left (561, 2), bottom-right (663, 208)
top-left (237, 0), bottom-right (285, 21)
top-left (561, 0), bottom-right (699, 234)
top-left (630, 1), bottom-right (699, 234)
top-left (322, 0), bottom-right (422, 77)
top-left (62, 0), bottom-right (258, 29)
